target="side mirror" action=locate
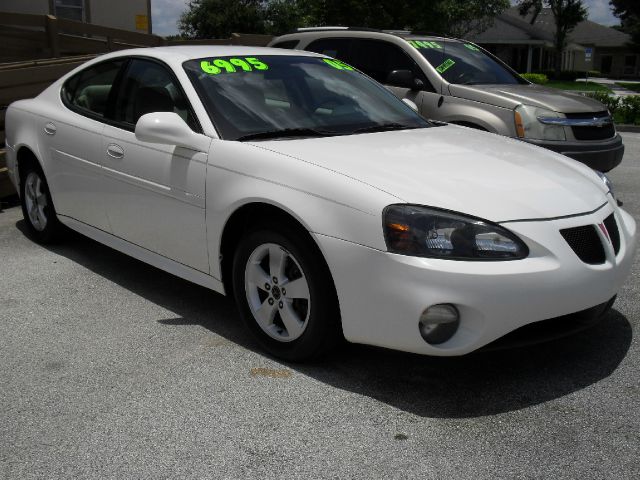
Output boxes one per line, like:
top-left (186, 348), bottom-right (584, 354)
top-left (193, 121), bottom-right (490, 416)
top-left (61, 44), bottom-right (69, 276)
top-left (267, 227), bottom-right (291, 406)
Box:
top-left (386, 70), bottom-right (424, 90)
top-left (135, 112), bottom-right (210, 152)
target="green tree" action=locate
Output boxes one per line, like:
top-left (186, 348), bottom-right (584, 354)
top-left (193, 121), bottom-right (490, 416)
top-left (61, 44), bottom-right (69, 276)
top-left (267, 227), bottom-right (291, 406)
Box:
top-left (432, 1), bottom-right (510, 37)
top-left (179, 0), bottom-right (267, 39)
top-left (264, 0), bottom-right (308, 35)
top-left (301, 0), bottom-right (509, 36)
top-left (517, 0), bottom-right (587, 74)
top-left (609, 0), bottom-right (640, 49)
top-left (179, 0), bottom-right (509, 39)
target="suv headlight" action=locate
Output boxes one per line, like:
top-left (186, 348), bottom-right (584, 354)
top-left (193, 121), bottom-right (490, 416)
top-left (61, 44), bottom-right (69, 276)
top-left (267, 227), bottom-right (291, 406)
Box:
top-left (514, 105), bottom-right (566, 141)
top-left (383, 205), bottom-right (529, 260)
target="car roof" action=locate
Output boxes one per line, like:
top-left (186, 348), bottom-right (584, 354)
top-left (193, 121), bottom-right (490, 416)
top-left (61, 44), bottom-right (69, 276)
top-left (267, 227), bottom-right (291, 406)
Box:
top-left (273, 29), bottom-right (467, 44)
top-left (92, 45), bottom-right (324, 65)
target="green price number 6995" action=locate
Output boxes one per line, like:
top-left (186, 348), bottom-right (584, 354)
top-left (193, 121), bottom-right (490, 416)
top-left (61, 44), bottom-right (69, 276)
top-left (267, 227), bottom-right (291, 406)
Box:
top-left (200, 57), bottom-right (269, 75)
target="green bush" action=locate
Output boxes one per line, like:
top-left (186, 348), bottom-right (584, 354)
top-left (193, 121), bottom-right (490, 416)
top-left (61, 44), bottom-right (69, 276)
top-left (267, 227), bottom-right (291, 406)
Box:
top-left (583, 91), bottom-right (620, 114)
top-left (619, 95), bottom-right (640, 124)
top-left (521, 73), bottom-right (548, 84)
top-left (583, 92), bottom-right (640, 125)
top-left (587, 70), bottom-right (602, 78)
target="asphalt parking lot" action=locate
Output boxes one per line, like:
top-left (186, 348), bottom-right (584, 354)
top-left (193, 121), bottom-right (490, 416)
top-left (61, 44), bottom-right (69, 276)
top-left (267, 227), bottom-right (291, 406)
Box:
top-left (1, 133), bottom-right (639, 479)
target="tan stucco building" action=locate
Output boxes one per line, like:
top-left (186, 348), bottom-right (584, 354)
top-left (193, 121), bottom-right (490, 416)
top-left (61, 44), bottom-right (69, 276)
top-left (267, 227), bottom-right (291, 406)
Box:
top-left (471, 7), bottom-right (638, 78)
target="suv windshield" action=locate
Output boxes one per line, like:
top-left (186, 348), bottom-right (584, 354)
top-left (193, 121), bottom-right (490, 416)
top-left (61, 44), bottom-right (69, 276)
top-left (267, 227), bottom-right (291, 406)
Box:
top-left (183, 55), bottom-right (429, 140)
top-left (407, 39), bottom-right (527, 85)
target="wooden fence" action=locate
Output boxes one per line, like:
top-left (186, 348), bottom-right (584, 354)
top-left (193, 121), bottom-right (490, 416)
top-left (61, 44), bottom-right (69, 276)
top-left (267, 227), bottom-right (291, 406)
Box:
top-left (0, 11), bottom-right (273, 135)
top-left (0, 11), bottom-right (273, 62)
top-left (0, 12), bottom-right (273, 198)
top-left (0, 11), bottom-right (166, 62)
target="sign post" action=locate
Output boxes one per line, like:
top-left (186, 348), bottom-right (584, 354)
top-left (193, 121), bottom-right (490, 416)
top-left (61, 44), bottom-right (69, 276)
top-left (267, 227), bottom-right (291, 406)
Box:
top-left (585, 47), bottom-right (593, 86)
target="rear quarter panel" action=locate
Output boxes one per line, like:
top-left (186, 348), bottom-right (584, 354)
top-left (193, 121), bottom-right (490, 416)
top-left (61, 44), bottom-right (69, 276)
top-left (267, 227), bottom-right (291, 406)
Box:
top-left (5, 101), bottom-right (42, 193)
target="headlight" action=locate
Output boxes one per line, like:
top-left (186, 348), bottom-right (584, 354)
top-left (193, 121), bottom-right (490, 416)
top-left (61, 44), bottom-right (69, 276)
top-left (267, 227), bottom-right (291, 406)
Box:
top-left (514, 105), bottom-right (566, 141)
top-left (383, 205), bottom-right (529, 260)
top-left (595, 170), bottom-right (614, 197)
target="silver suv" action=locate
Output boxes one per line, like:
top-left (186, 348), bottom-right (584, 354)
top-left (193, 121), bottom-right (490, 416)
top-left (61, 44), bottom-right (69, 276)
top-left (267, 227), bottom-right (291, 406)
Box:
top-left (269, 28), bottom-right (624, 171)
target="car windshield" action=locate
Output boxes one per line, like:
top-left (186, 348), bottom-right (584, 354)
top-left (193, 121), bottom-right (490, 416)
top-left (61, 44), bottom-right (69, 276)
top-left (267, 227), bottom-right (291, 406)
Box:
top-left (183, 55), bottom-right (430, 140)
top-left (407, 39), bottom-right (527, 85)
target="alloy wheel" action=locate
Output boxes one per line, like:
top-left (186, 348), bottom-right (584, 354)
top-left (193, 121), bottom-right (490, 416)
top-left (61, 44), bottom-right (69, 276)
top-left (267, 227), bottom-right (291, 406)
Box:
top-left (244, 243), bottom-right (311, 342)
top-left (24, 171), bottom-right (48, 232)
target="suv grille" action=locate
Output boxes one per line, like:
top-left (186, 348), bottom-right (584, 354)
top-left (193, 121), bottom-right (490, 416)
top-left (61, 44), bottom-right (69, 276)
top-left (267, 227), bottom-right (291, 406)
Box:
top-left (560, 225), bottom-right (606, 264)
top-left (603, 213), bottom-right (620, 254)
top-left (565, 111), bottom-right (615, 141)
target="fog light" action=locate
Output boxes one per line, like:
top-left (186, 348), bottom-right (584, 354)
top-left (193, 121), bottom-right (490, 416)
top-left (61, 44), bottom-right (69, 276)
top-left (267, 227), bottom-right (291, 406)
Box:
top-left (419, 304), bottom-right (460, 344)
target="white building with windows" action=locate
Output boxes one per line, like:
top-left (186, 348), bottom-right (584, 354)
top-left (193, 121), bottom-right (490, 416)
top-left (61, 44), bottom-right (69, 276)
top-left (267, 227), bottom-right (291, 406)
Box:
top-left (2, 0), bottom-right (152, 34)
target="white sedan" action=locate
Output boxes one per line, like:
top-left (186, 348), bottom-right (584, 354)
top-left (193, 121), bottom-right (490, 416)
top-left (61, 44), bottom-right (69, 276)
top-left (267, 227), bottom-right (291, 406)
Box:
top-left (5, 46), bottom-right (637, 361)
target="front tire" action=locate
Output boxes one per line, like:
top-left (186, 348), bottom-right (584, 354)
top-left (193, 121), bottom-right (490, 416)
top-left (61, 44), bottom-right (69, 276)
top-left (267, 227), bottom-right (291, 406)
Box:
top-left (20, 163), bottom-right (63, 244)
top-left (232, 228), bottom-right (341, 361)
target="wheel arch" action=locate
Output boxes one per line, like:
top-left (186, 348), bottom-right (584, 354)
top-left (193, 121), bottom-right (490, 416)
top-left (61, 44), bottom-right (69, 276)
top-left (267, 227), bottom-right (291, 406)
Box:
top-left (218, 201), bottom-right (337, 302)
top-left (15, 145), bottom-right (44, 191)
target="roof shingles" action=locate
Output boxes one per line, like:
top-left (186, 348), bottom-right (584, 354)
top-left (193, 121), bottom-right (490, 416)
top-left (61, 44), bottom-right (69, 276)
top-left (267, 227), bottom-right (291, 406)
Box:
top-left (471, 6), bottom-right (630, 48)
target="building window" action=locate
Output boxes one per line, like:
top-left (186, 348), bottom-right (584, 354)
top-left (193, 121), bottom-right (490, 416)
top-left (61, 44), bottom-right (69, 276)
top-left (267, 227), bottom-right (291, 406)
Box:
top-left (600, 55), bottom-right (612, 74)
top-left (54, 0), bottom-right (84, 22)
top-left (624, 55), bottom-right (637, 75)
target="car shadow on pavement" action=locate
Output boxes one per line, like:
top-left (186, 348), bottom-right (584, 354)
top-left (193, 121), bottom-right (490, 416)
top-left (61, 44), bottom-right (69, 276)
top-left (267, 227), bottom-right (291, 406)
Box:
top-left (20, 220), bottom-right (633, 419)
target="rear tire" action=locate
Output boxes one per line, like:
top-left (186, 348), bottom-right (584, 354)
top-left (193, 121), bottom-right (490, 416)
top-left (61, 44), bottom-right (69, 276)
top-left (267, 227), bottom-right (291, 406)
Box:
top-left (20, 162), bottom-right (63, 244)
top-left (232, 227), bottom-right (341, 362)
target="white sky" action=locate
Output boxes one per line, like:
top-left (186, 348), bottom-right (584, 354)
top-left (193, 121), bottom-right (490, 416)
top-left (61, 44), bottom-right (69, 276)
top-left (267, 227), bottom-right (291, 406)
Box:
top-left (151, 0), bottom-right (620, 37)
top-left (583, 0), bottom-right (619, 26)
top-left (151, 0), bottom-right (190, 36)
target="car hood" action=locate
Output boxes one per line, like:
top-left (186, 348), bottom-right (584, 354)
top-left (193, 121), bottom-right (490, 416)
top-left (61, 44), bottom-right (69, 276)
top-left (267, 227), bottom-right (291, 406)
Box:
top-left (252, 125), bottom-right (607, 222)
top-left (449, 83), bottom-right (606, 113)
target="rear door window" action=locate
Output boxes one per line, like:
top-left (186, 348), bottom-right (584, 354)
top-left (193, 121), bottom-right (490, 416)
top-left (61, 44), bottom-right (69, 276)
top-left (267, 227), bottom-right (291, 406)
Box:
top-left (351, 40), bottom-right (434, 91)
top-left (62, 60), bottom-right (125, 118)
top-left (272, 40), bottom-right (299, 49)
top-left (306, 38), bottom-right (354, 62)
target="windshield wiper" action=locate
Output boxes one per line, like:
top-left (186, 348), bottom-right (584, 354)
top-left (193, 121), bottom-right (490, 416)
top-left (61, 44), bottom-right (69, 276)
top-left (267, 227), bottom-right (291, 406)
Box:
top-left (351, 123), bottom-right (421, 134)
top-left (236, 128), bottom-right (339, 141)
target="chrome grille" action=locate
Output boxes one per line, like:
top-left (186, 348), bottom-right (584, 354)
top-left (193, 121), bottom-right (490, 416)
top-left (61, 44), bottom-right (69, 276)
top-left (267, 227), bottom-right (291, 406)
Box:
top-left (565, 111), bottom-right (615, 141)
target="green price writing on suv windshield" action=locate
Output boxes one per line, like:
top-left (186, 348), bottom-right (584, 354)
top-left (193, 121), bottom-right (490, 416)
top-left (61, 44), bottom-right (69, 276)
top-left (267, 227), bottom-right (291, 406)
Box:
top-left (200, 57), bottom-right (269, 74)
top-left (436, 58), bottom-right (456, 73)
top-left (408, 40), bottom-right (442, 49)
top-left (323, 58), bottom-right (355, 70)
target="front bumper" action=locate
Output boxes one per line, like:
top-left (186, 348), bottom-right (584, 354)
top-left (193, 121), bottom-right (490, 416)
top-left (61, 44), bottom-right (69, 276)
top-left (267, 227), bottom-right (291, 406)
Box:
top-left (524, 134), bottom-right (624, 172)
top-left (315, 200), bottom-right (636, 356)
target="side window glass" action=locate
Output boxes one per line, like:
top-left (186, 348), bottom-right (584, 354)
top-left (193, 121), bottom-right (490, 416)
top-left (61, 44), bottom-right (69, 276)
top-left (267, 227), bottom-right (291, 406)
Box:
top-left (62, 60), bottom-right (124, 117)
top-left (272, 40), bottom-right (299, 49)
top-left (352, 40), bottom-right (435, 92)
top-left (113, 59), bottom-right (199, 131)
top-left (306, 38), bottom-right (352, 62)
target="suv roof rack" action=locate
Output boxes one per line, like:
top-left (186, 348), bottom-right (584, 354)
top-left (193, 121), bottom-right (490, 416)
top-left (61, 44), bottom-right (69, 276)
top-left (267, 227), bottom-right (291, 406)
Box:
top-left (381, 29), bottom-right (412, 35)
top-left (285, 27), bottom-right (463, 42)
top-left (408, 31), bottom-right (448, 37)
top-left (292, 26), bottom-right (383, 33)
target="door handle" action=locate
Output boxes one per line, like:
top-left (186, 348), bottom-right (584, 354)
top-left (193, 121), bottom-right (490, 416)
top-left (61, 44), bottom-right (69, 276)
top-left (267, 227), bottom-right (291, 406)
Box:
top-left (106, 143), bottom-right (124, 159)
top-left (43, 122), bottom-right (57, 135)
